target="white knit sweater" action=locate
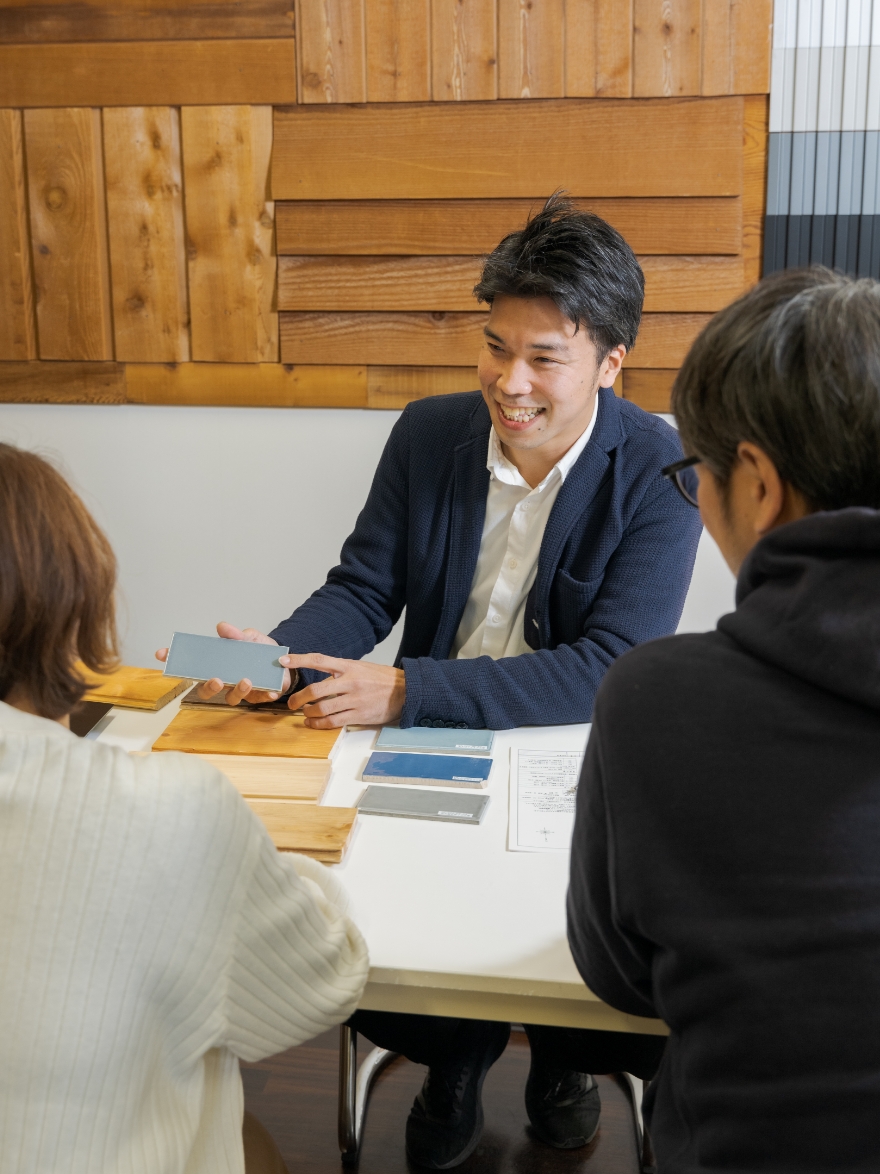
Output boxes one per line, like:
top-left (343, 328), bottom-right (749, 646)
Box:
top-left (0, 702), bottom-right (369, 1173)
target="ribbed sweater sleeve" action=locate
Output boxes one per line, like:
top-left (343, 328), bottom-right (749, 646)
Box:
top-left (224, 831), bottom-right (369, 1061)
top-left (0, 709), bottom-right (369, 1174)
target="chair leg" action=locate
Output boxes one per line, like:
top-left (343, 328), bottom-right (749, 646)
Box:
top-left (337, 1023), bottom-right (399, 1165)
top-left (615, 1073), bottom-right (655, 1173)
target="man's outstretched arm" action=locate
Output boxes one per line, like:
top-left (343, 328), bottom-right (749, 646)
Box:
top-left (288, 478), bottom-right (700, 730)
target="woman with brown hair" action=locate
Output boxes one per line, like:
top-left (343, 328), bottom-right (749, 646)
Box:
top-left (0, 444), bottom-right (369, 1173)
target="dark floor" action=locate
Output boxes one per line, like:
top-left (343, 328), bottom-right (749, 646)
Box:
top-left (242, 1027), bottom-right (641, 1174)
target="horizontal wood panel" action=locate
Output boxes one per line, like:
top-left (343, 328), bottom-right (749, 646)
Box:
top-left (0, 1), bottom-right (295, 42)
top-left (367, 365), bottom-right (479, 408)
top-left (126, 363), bottom-right (367, 407)
top-left (272, 98), bottom-right (744, 199)
top-left (0, 361), bottom-right (687, 409)
top-left (0, 361), bottom-right (126, 402)
top-left (275, 197), bottom-right (742, 256)
top-left (280, 311), bottom-right (711, 367)
top-left (621, 368), bottom-right (676, 411)
top-left (0, 39), bottom-right (297, 106)
top-left (278, 254), bottom-right (745, 312)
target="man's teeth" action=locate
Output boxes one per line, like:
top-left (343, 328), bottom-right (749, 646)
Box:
top-left (499, 405), bottom-right (543, 422)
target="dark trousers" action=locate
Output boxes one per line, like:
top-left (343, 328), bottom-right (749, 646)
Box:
top-left (351, 1010), bottom-right (665, 1081)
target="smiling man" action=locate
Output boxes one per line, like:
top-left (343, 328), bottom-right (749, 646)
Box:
top-left (158, 194), bottom-right (702, 1167)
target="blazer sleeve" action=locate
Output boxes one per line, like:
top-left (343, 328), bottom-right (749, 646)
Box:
top-left (399, 476), bottom-right (701, 729)
top-left (566, 710), bottom-right (658, 1019)
top-left (268, 410), bottom-right (411, 680)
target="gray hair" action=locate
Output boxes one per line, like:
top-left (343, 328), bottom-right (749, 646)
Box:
top-left (672, 267), bottom-right (880, 510)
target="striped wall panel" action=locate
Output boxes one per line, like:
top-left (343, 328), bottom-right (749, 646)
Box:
top-left (765, 0), bottom-right (880, 278)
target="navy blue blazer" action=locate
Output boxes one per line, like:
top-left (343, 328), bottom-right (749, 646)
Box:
top-left (270, 388), bottom-right (702, 729)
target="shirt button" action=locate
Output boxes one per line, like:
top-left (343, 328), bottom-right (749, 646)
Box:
top-left (521, 501), bottom-right (531, 511)
top-left (509, 559), bottom-right (518, 569)
top-left (491, 614), bottom-right (501, 624)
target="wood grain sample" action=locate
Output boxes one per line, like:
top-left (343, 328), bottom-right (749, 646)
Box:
top-left (633, 0), bottom-right (702, 98)
top-left (126, 362), bottom-right (368, 407)
top-left (278, 254), bottom-right (745, 312)
top-left (0, 109), bottom-right (36, 360)
top-left (181, 105), bottom-right (277, 362)
top-left (153, 707), bottom-right (340, 759)
top-left (565, 0), bottom-right (633, 98)
top-left (198, 754), bottom-right (331, 801)
top-left (621, 368), bottom-right (676, 411)
top-left (297, 0), bottom-right (366, 103)
top-left (103, 107), bottom-right (189, 362)
top-left (431, 0), bottom-right (497, 100)
top-left (0, 1), bottom-right (296, 42)
top-left (272, 98), bottom-right (743, 199)
top-left (24, 108), bottom-right (113, 361)
top-left (246, 801), bottom-right (357, 862)
top-left (365, 0), bottom-right (430, 101)
top-left (0, 40), bottom-right (297, 106)
top-left (367, 365), bottom-right (479, 408)
top-left (80, 663), bottom-right (191, 710)
top-left (281, 310), bottom-right (711, 367)
top-left (499, 0), bottom-right (564, 98)
top-left (0, 362), bottom-right (126, 403)
top-left (275, 197), bottom-right (742, 255)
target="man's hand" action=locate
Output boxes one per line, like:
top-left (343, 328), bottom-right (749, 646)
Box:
top-left (282, 654), bottom-right (405, 729)
top-left (155, 622), bottom-right (290, 706)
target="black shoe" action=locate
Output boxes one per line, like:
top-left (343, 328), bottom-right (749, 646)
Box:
top-left (405, 1022), bottom-right (510, 1169)
top-left (525, 1065), bottom-right (601, 1149)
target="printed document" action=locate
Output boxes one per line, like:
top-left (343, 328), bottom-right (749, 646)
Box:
top-left (508, 748), bottom-right (583, 852)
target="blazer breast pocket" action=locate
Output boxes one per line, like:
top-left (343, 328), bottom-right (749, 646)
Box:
top-left (551, 569), bottom-right (606, 642)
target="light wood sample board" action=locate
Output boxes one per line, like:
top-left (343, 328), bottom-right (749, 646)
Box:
top-left (81, 663), bottom-right (190, 711)
top-left (246, 801), bottom-right (357, 863)
top-left (152, 706), bottom-right (339, 759)
top-left (198, 754), bottom-right (330, 802)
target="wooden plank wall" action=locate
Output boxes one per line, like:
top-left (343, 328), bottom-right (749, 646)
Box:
top-left (0, 0), bottom-right (771, 411)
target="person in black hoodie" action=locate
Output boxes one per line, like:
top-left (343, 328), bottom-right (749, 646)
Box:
top-left (567, 266), bottom-right (880, 1173)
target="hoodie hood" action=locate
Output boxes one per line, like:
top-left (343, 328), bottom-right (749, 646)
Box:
top-left (717, 508), bottom-right (880, 712)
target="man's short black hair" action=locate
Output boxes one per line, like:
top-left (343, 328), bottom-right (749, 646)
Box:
top-left (473, 192), bottom-right (644, 356)
top-left (672, 266), bottom-right (880, 511)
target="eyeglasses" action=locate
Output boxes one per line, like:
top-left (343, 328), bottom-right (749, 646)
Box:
top-left (661, 455), bottom-right (701, 507)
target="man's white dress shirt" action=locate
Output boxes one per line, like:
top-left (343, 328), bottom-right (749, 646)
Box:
top-left (452, 396), bottom-right (599, 660)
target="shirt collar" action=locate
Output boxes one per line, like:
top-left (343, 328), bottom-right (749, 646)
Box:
top-left (486, 394), bottom-right (600, 490)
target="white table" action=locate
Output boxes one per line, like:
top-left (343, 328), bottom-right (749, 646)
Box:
top-left (98, 702), bottom-right (664, 1162)
top-left (98, 704), bottom-right (666, 1037)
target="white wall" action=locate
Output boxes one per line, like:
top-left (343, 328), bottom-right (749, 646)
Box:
top-left (0, 404), bottom-right (734, 668)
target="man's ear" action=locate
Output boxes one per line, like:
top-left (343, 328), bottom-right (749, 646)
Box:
top-left (736, 442), bottom-right (788, 536)
top-left (599, 345), bottom-right (626, 387)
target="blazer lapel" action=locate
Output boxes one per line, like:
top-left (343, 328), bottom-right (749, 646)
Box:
top-left (532, 388), bottom-right (623, 642)
top-left (430, 406), bottom-right (491, 657)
